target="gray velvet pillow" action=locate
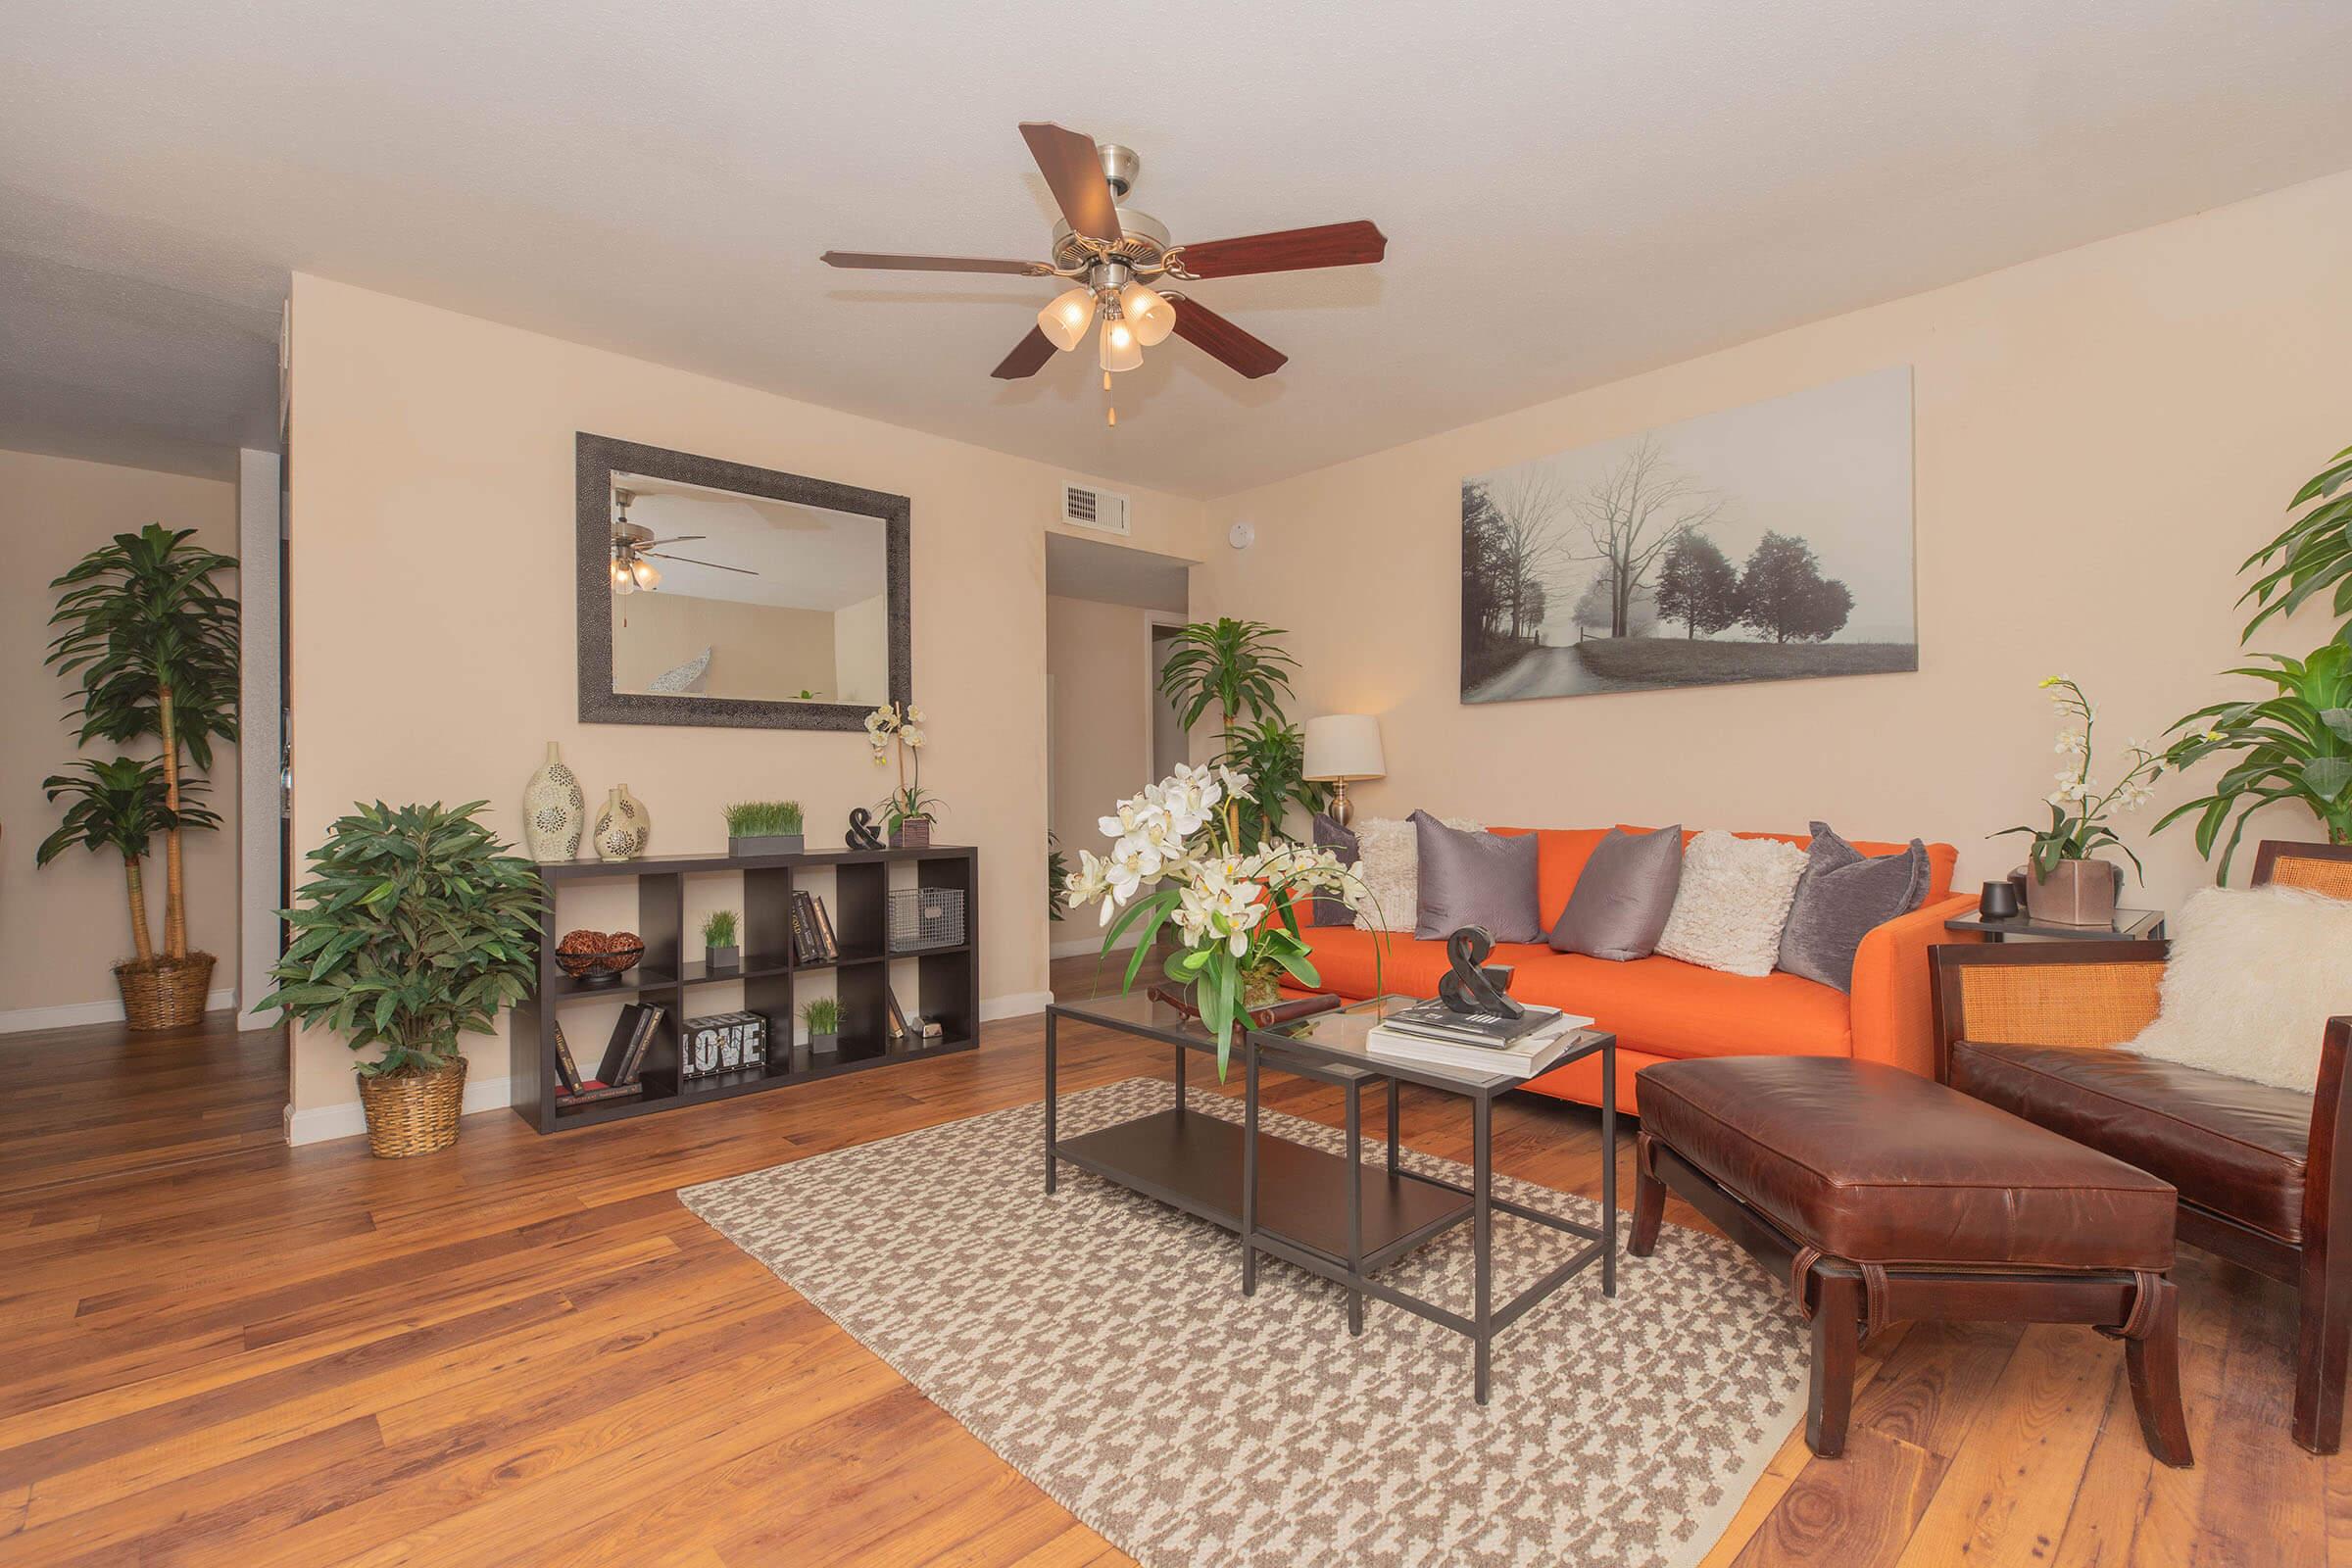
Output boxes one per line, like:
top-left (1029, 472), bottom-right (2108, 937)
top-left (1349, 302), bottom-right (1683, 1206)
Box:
top-left (1309, 812), bottom-right (1359, 927)
top-left (1411, 810), bottom-right (1542, 942)
top-left (1548, 824), bottom-right (1684, 960)
top-left (1777, 821), bottom-right (1930, 992)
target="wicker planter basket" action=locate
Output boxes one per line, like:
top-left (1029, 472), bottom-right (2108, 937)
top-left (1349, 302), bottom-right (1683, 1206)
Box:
top-left (358, 1057), bottom-right (469, 1158)
top-left (117, 952), bottom-right (216, 1031)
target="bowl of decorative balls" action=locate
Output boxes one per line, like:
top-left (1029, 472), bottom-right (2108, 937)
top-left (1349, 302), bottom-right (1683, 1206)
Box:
top-left (555, 929), bottom-right (643, 986)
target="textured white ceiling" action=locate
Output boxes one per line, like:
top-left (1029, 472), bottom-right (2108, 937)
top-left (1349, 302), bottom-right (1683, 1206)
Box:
top-left (4, 1), bottom-right (2351, 492)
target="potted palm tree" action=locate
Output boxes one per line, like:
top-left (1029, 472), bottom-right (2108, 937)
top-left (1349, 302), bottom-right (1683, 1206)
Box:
top-left (36, 758), bottom-right (219, 980)
top-left (261, 801), bottom-right (543, 1157)
top-left (45, 524), bottom-right (238, 1027)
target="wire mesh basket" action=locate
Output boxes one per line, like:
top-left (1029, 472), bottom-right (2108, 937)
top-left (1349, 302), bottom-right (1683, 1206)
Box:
top-left (888, 887), bottom-right (966, 952)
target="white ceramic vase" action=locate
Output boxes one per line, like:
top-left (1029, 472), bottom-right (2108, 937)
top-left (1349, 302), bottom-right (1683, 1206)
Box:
top-left (592, 785), bottom-right (648, 861)
top-left (521, 742), bottom-right (585, 861)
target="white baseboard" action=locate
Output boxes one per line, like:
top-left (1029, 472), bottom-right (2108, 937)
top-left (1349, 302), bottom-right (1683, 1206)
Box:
top-left (979, 990), bottom-right (1052, 1023)
top-left (284, 1073), bottom-right (515, 1147)
top-left (0, 986), bottom-right (238, 1036)
top-left (1051, 933), bottom-right (1141, 959)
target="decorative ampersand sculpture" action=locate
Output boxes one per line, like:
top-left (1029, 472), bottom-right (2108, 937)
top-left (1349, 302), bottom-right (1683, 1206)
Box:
top-left (844, 807), bottom-right (885, 851)
top-left (1436, 925), bottom-right (1526, 1018)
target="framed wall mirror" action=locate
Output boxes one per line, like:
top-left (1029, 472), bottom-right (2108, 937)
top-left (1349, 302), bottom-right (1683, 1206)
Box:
top-left (576, 433), bottom-right (910, 729)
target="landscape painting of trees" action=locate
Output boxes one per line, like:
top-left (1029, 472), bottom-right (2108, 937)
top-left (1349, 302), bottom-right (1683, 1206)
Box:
top-left (1461, 366), bottom-right (1915, 703)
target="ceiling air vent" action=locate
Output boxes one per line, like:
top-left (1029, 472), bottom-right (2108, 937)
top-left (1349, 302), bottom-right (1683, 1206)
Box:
top-left (1061, 482), bottom-right (1130, 536)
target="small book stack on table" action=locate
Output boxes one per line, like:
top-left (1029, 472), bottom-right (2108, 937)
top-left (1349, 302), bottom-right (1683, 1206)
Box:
top-left (1365, 997), bottom-right (1591, 1077)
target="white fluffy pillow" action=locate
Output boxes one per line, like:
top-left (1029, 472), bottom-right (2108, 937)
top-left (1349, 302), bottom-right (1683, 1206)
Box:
top-left (2125, 885), bottom-right (2352, 1092)
top-left (1351, 814), bottom-right (1483, 933)
top-left (1656, 830), bottom-right (1810, 977)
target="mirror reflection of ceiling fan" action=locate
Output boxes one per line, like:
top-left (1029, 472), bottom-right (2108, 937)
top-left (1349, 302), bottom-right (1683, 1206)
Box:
top-left (609, 490), bottom-right (760, 595)
top-left (821, 121), bottom-right (1387, 423)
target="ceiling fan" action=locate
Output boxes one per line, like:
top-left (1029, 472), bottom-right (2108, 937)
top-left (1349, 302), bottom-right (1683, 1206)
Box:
top-left (821, 122), bottom-right (1387, 417)
top-left (609, 490), bottom-right (759, 595)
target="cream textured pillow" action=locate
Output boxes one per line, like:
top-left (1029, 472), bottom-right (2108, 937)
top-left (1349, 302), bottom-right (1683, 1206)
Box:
top-left (1655, 830), bottom-right (1810, 977)
top-left (1351, 814), bottom-right (1483, 933)
top-left (2125, 885), bottom-right (2352, 1092)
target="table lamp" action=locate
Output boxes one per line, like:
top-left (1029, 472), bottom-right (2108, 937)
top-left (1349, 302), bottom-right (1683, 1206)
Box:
top-left (1301, 714), bottom-right (1386, 829)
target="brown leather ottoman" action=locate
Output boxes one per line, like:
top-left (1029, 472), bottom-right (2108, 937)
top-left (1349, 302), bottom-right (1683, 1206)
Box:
top-left (1628, 1056), bottom-right (2191, 1466)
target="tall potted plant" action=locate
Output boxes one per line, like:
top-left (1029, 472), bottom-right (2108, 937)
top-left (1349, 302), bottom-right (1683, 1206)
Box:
top-left (260, 802), bottom-right (543, 1157)
top-left (35, 758), bottom-right (218, 978)
top-left (1997, 677), bottom-right (2164, 925)
top-left (2159, 440), bottom-right (2352, 879)
top-left (1157, 618), bottom-right (1325, 850)
top-left (44, 523), bottom-right (238, 1027)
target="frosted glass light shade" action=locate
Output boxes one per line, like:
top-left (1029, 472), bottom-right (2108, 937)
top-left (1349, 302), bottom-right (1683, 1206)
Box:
top-left (630, 557), bottom-right (662, 591)
top-left (1098, 317), bottom-right (1142, 372)
top-left (1118, 282), bottom-right (1176, 346)
top-left (1302, 714), bottom-right (1386, 781)
top-left (1038, 287), bottom-right (1095, 351)
top-left (611, 554), bottom-right (637, 595)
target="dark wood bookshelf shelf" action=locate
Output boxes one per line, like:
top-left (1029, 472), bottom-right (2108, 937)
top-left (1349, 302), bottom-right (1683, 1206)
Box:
top-left (513, 844), bottom-right (979, 1133)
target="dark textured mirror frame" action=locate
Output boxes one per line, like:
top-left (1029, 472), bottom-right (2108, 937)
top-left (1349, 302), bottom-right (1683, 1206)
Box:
top-left (575, 432), bottom-right (911, 730)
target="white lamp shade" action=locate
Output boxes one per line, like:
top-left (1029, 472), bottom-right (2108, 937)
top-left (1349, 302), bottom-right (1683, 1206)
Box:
top-left (1302, 714), bottom-right (1385, 781)
top-left (1038, 286), bottom-right (1095, 351)
top-left (1118, 282), bottom-right (1176, 347)
top-left (1098, 316), bottom-right (1142, 372)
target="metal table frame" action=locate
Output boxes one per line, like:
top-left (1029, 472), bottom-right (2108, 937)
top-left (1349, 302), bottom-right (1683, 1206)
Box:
top-left (1042, 994), bottom-right (1618, 1404)
top-left (1242, 1020), bottom-right (1617, 1403)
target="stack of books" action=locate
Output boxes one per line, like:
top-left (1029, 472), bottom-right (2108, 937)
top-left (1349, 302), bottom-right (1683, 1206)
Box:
top-left (554, 1002), bottom-right (664, 1107)
top-left (1365, 997), bottom-right (1592, 1077)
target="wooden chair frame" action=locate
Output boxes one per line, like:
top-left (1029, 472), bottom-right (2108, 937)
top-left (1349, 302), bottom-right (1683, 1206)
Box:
top-left (1930, 840), bottom-right (2352, 1453)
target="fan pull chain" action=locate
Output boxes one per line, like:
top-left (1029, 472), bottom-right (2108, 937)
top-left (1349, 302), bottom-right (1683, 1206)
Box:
top-left (1103, 370), bottom-right (1116, 427)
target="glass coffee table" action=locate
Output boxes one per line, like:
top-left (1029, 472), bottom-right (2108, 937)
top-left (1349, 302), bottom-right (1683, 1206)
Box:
top-left (1043, 990), bottom-right (1618, 1401)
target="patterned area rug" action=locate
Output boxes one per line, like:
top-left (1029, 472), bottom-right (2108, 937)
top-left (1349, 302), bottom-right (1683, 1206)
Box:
top-left (681, 1080), bottom-right (1807, 1568)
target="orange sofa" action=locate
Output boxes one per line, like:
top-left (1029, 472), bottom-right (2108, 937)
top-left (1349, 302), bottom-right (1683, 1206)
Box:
top-left (1297, 825), bottom-right (1980, 1112)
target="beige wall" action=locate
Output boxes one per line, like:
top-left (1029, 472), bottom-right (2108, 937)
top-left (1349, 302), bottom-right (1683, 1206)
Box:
top-left (611, 592), bottom-right (839, 702)
top-left (1193, 169), bottom-right (2352, 916)
top-left (1046, 595), bottom-right (1156, 942)
top-left (285, 274), bottom-right (1212, 1115)
top-left (833, 592), bottom-right (889, 708)
top-left (2, 448), bottom-right (240, 1020)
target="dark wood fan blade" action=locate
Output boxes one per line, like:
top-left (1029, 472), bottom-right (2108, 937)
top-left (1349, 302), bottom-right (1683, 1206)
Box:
top-left (1174, 220), bottom-right (1388, 279)
top-left (821, 251), bottom-right (1049, 275)
top-left (644, 553), bottom-right (758, 575)
top-left (991, 325), bottom-right (1059, 380)
top-left (1018, 122), bottom-right (1121, 244)
top-left (1170, 298), bottom-right (1287, 378)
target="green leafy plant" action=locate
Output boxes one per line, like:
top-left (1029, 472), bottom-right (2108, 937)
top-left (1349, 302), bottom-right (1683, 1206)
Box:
top-left (1995, 678), bottom-right (2164, 880)
top-left (260, 802), bottom-right (544, 1078)
top-left (36, 757), bottom-right (218, 968)
top-left (1214, 717), bottom-right (1333, 850)
top-left (2159, 643), bottom-right (2352, 880)
top-left (800, 996), bottom-right (842, 1036)
top-left (724, 800), bottom-right (803, 836)
top-left (45, 523), bottom-right (238, 968)
top-left (1155, 618), bottom-right (1298, 737)
top-left (701, 908), bottom-right (739, 948)
top-left (1047, 833), bottom-right (1068, 922)
top-left (2237, 441), bottom-right (2352, 642)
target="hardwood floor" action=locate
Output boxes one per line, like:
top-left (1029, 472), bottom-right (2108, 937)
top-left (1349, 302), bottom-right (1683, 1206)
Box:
top-left (0, 958), bottom-right (2330, 1565)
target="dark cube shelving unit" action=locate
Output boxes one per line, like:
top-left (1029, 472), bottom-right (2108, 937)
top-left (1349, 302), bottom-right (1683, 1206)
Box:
top-left (512, 845), bottom-right (979, 1133)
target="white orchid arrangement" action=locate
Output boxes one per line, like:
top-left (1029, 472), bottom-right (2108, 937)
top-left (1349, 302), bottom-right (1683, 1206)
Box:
top-left (1063, 761), bottom-right (1369, 1076)
top-left (865, 702), bottom-right (942, 832)
top-left (1999, 675), bottom-right (2163, 880)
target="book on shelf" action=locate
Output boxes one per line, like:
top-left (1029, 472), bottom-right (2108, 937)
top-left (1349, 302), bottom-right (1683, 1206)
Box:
top-left (556, 1078), bottom-right (643, 1107)
top-left (885, 986), bottom-right (910, 1041)
top-left (792, 891), bottom-right (830, 964)
top-left (1379, 996), bottom-right (1565, 1048)
top-left (809, 894), bottom-right (840, 960)
top-left (553, 1020), bottom-right (584, 1094)
top-left (1365, 1010), bottom-right (1592, 1078)
top-left (597, 1001), bottom-right (663, 1086)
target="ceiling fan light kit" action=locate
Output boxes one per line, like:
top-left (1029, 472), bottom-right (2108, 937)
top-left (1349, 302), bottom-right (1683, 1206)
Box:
top-left (822, 122), bottom-right (1387, 421)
